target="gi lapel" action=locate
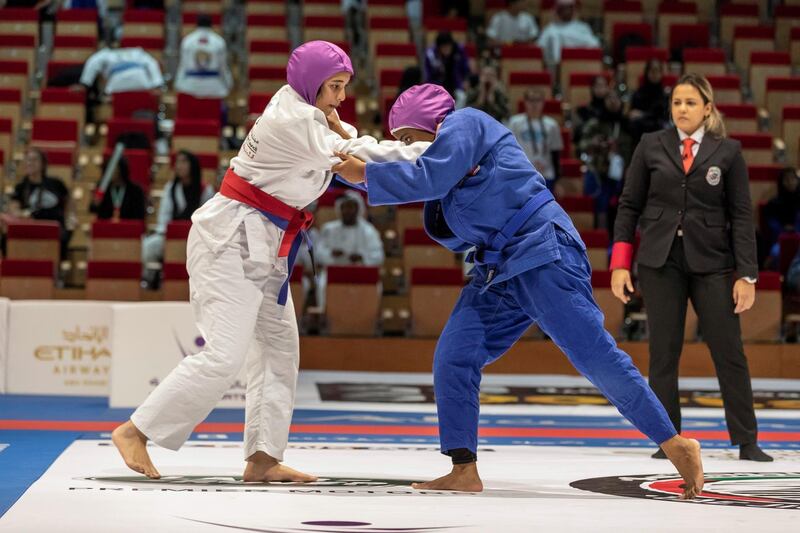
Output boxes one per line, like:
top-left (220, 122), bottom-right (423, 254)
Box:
top-left (687, 135), bottom-right (722, 175)
top-left (659, 129), bottom-right (685, 174)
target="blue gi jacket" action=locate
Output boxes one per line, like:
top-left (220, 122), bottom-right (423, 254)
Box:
top-left (365, 108), bottom-right (585, 288)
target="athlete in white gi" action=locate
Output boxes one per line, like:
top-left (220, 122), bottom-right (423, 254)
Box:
top-left (112, 41), bottom-right (427, 482)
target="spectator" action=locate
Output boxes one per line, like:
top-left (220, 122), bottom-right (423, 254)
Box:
top-left (80, 40), bottom-right (164, 95)
top-left (8, 148), bottom-right (71, 258)
top-left (174, 14), bottom-right (233, 99)
top-left (573, 75), bottom-right (609, 145)
top-left (508, 89), bottom-right (562, 190)
top-left (578, 89), bottom-right (633, 231)
top-left (486, 0), bottom-right (539, 47)
top-left (629, 59), bottom-right (670, 143)
top-left (763, 167), bottom-right (800, 268)
top-left (465, 63), bottom-right (510, 122)
top-left (90, 157), bottom-right (147, 221)
top-left (424, 32), bottom-right (471, 98)
top-left (315, 191), bottom-right (384, 309)
top-left (142, 150), bottom-right (214, 267)
top-left (537, 0), bottom-right (600, 69)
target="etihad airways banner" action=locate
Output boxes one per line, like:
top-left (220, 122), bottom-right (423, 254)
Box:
top-left (6, 301), bottom-right (113, 396)
top-left (108, 302), bottom-right (246, 408)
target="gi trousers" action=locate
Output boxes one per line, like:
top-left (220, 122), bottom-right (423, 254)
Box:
top-left (434, 226), bottom-right (677, 455)
top-left (638, 236), bottom-right (758, 445)
top-left (131, 220), bottom-right (300, 460)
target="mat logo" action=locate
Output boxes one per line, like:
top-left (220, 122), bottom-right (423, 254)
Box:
top-left (180, 518), bottom-right (463, 532)
top-left (571, 472), bottom-right (800, 509)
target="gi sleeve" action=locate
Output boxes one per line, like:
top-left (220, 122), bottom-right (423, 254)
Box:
top-left (365, 112), bottom-right (490, 205)
top-left (724, 142), bottom-right (758, 279)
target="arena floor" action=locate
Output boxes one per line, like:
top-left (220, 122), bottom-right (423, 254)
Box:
top-left (1, 372), bottom-right (800, 532)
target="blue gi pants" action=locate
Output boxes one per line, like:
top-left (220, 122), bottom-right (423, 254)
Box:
top-left (434, 226), bottom-right (677, 455)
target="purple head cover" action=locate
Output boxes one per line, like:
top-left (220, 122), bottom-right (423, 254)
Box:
top-left (388, 83), bottom-right (455, 136)
top-left (286, 40), bottom-right (354, 106)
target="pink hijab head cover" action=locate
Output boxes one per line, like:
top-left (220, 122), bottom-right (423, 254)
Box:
top-left (388, 83), bottom-right (455, 136)
top-left (286, 40), bottom-right (354, 106)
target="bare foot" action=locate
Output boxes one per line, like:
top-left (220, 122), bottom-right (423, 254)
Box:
top-left (111, 421), bottom-right (160, 479)
top-left (243, 451), bottom-right (317, 483)
top-left (660, 435), bottom-right (704, 500)
top-left (411, 463), bottom-right (483, 492)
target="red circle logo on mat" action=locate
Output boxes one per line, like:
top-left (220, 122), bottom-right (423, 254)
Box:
top-left (571, 472), bottom-right (800, 509)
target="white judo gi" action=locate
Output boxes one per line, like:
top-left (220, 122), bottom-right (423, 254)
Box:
top-left (80, 47), bottom-right (164, 94)
top-left (174, 27), bottom-right (233, 99)
top-left (131, 84), bottom-right (427, 460)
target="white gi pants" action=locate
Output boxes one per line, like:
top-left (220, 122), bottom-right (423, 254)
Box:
top-left (131, 218), bottom-right (299, 460)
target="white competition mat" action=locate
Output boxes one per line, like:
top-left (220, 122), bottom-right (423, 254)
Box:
top-left (1, 440), bottom-right (799, 532)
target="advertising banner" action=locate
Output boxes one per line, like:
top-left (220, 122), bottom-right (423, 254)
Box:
top-left (6, 301), bottom-right (113, 396)
top-left (109, 303), bottom-right (246, 408)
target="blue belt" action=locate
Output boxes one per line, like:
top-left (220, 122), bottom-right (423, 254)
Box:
top-left (258, 210), bottom-right (314, 305)
top-left (466, 188), bottom-right (555, 284)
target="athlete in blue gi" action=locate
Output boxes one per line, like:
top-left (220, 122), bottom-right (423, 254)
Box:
top-left (334, 84), bottom-right (705, 499)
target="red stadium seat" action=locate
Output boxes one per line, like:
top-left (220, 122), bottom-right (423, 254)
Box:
top-left (720, 3), bottom-right (760, 48)
top-left (741, 272), bottom-right (782, 341)
top-left (106, 118), bottom-right (155, 150)
top-left (164, 221), bottom-right (193, 263)
top-left (0, 60), bottom-right (29, 93)
top-left (410, 267), bottom-right (464, 337)
top-left (249, 40), bottom-right (290, 67)
top-left (112, 91), bottom-right (160, 119)
top-left (657, 2), bottom-right (698, 48)
top-left (103, 148), bottom-right (151, 194)
top-left (122, 9), bottom-right (165, 39)
top-left (31, 118), bottom-right (80, 152)
top-left (581, 229), bottom-right (610, 270)
top-left (248, 65), bottom-right (285, 93)
top-left (86, 260), bottom-right (142, 301)
top-left (683, 48), bottom-right (726, 77)
top-left (559, 196), bottom-right (595, 230)
top-left (173, 119), bottom-right (220, 153)
top-left (730, 133), bottom-right (774, 164)
top-left (0, 33), bottom-right (36, 72)
top-left (717, 103), bottom-right (758, 133)
top-left (611, 21), bottom-right (652, 64)
top-left (774, 4), bottom-right (800, 52)
top-left (245, 14), bottom-right (287, 45)
top-left (0, 8), bottom-right (39, 46)
top-left (766, 77), bottom-right (800, 136)
top-left (733, 25), bottom-right (775, 73)
top-left (91, 220), bottom-right (145, 261)
top-left (591, 270), bottom-right (624, 337)
top-left (6, 221), bottom-right (61, 262)
top-left (508, 71), bottom-right (553, 105)
top-left (560, 48), bottom-right (604, 96)
top-left (52, 35), bottom-right (97, 62)
top-left (325, 265), bottom-right (381, 335)
top-left (706, 74), bottom-right (742, 104)
top-left (750, 51), bottom-right (791, 107)
top-left (177, 93), bottom-right (222, 125)
top-left (668, 23), bottom-right (709, 58)
top-left (162, 261), bottom-right (189, 301)
top-left (55, 9), bottom-right (98, 40)
top-left (0, 259), bottom-right (55, 299)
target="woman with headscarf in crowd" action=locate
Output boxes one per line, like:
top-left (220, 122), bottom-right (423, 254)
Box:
top-left (629, 58), bottom-right (670, 144)
top-left (111, 41), bottom-right (428, 484)
top-left (141, 150), bottom-right (215, 268)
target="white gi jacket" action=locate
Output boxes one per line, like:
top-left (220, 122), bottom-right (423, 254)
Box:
top-left (80, 47), bottom-right (165, 94)
top-left (174, 27), bottom-right (233, 98)
top-left (486, 11), bottom-right (539, 43)
top-left (191, 83), bottom-right (428, 258)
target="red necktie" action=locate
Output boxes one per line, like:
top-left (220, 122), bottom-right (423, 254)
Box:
top-left (682, 138), bottom-right (696, 174)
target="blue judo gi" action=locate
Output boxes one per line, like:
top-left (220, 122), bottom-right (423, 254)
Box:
top-left (364, 108), bottom-right (677, 457)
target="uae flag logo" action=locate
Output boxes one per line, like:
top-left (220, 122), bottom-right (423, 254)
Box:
top-left (571, 472), bottom-right (800, 509)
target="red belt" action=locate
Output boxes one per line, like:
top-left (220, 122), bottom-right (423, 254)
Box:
top-left (219, 168), bottom-right (313, 258)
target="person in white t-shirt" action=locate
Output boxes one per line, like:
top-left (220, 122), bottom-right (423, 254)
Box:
top-left (174, 14), bottom-right (233, 98)
top-left (314, 191), bottom-right (384, 309)
top-left (508, 89), bottom-right (563, 190)
top-left (111, 41), bottom-right (428, 484)
top-left (537, 0), bottom-right (600, 68)
top-left (486, 0), bottom-right (539, 46)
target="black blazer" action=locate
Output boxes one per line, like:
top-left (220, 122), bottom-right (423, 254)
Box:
top-left (613, 128), bottom-right (757, 278)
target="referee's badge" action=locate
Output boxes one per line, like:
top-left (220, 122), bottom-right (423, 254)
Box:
top-left (706, 166), bottom-right (721, 186)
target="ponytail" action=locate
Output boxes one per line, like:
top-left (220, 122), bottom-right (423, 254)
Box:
top-left (673, 73), bottom-right (726, 138)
